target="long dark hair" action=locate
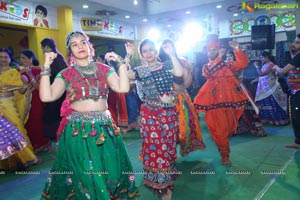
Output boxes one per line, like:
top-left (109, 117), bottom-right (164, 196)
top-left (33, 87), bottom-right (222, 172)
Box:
top-left (20, 49), bottom-right (40, 66)
top-left (261, 51), bottom-right (276, 63)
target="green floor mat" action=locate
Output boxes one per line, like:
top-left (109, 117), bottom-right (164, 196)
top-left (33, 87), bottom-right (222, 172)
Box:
top-left (0, 124), bottom-right (298, 200)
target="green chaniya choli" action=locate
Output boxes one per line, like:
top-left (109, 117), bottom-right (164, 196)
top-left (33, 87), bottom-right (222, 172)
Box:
top-left (41, 63), bottom-right (139, 200)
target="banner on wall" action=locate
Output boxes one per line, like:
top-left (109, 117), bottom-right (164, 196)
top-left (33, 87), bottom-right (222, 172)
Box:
top-left (80, 18), bottom-right (102, 31)
top-left (0, 1), bottom-right (57, 28)
top-left (229, 11), bottom-right (296, 36)
top-left (0, 1), bottom-right (31, 25)
top-left (73, 13), bottom-right (135, 40)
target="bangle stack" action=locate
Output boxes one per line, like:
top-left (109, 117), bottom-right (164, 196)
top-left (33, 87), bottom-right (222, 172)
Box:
top-left (40, 67), bottom-right (51, 76)
top-left (115, 56), bottom-right (126, 71)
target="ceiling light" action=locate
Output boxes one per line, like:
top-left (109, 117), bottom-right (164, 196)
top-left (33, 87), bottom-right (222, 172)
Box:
top-left (83, 5), bottom-right (88, 9)
top-left (133, 0), bottom-right (138, 5)
top-left (147, 28), bottom-right (160, 42)
top-left (143, 18), bottom-right (148, 22)
top-left (216, 5), bottom-right (222, 9)
top-left (233, 13), bottom-right (238, 17)
top-left (185, 11), bottom-right (191, 14)
top-left (125, 15), bottom-right (130, 19)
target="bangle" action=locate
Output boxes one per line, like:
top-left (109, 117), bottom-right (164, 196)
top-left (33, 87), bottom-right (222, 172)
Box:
top-left (116, 56), bottom-right (126, 70)
top-left (40, 67), bottom-right (51, 76)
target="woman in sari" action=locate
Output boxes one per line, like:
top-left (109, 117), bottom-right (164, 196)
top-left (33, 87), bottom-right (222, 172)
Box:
top-left (19, 49), bottom-right (51, 153)
top-left (0, 48), bottom-right (39, 170)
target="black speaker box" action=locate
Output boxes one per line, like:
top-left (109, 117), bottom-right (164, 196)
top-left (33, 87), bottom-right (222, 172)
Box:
top-left (251, 25), bottom-right (275, 50)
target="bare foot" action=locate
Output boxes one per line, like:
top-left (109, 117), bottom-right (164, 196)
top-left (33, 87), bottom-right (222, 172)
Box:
top-left (162, 189), bottom-right (172, 200)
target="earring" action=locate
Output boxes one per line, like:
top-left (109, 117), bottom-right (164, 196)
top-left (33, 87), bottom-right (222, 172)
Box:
top-left (68, 53), bottom-right (76, 66)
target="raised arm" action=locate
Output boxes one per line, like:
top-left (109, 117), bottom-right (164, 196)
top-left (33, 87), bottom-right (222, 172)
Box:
top-left (105, 51), bottom-right (130, 93)
top-left (229, 41), bottom-right (249, 72)
top-left (39, 52), bottom-right (66, 102)
top-left (161, 42), bottom-right (183, 77)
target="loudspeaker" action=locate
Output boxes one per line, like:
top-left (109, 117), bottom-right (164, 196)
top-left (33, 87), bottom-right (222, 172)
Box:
top-left (251, 25), bottom-right (275, 50)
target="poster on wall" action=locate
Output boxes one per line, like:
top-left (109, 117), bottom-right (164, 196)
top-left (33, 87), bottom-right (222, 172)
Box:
top-left (0, 1), bottom-right (57, 29)
top-left (31, 3), bottom-right (57, 29)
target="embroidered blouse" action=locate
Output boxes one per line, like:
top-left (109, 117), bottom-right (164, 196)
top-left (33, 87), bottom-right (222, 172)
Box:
top-left (56, 62), bottom-right (114, 103)
top-left (134, 61), bottom-right (176, 107)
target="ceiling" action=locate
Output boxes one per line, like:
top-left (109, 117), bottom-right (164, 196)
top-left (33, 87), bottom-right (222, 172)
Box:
top-left (20, 0), bottom-right (298, 28)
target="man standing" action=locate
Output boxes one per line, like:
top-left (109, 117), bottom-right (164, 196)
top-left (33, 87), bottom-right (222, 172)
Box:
top-left (193, 40), bottom-right (249, 166)
top-left (273, 34), bottom-right (300, 149)
top-left (41, 38), bottom-right (68, 140)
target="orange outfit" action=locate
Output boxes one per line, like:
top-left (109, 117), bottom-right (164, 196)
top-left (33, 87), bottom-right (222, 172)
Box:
top-left (193, 50), bottom-right (249, 159)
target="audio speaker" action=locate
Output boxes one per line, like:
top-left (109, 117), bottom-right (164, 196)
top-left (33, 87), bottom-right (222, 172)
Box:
top-left (251, 25), bottom-right (275, 50)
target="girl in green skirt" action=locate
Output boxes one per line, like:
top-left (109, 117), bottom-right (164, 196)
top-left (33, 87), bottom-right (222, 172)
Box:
top-left (39, 31), bottom-right (139, 200)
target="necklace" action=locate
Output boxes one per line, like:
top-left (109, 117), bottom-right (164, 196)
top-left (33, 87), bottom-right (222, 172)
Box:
top-left (75, 63), bottom-right (96, 75)
top-left (75, 63), bottom-right (100, 101)
top-left (149, 62), bottom-right (162, 71)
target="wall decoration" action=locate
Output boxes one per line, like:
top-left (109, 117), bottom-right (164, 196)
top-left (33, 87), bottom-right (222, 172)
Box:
top-left (33, 5), bottom-right (49, 28)
top-left (254, 15), bottom-right (270, 25)
top-left (230, 11), bottom-right (295, 36)
top-left (0, 1), bottom-right (31, 24)
top-left (0, 1), bottom-right (57, 28)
